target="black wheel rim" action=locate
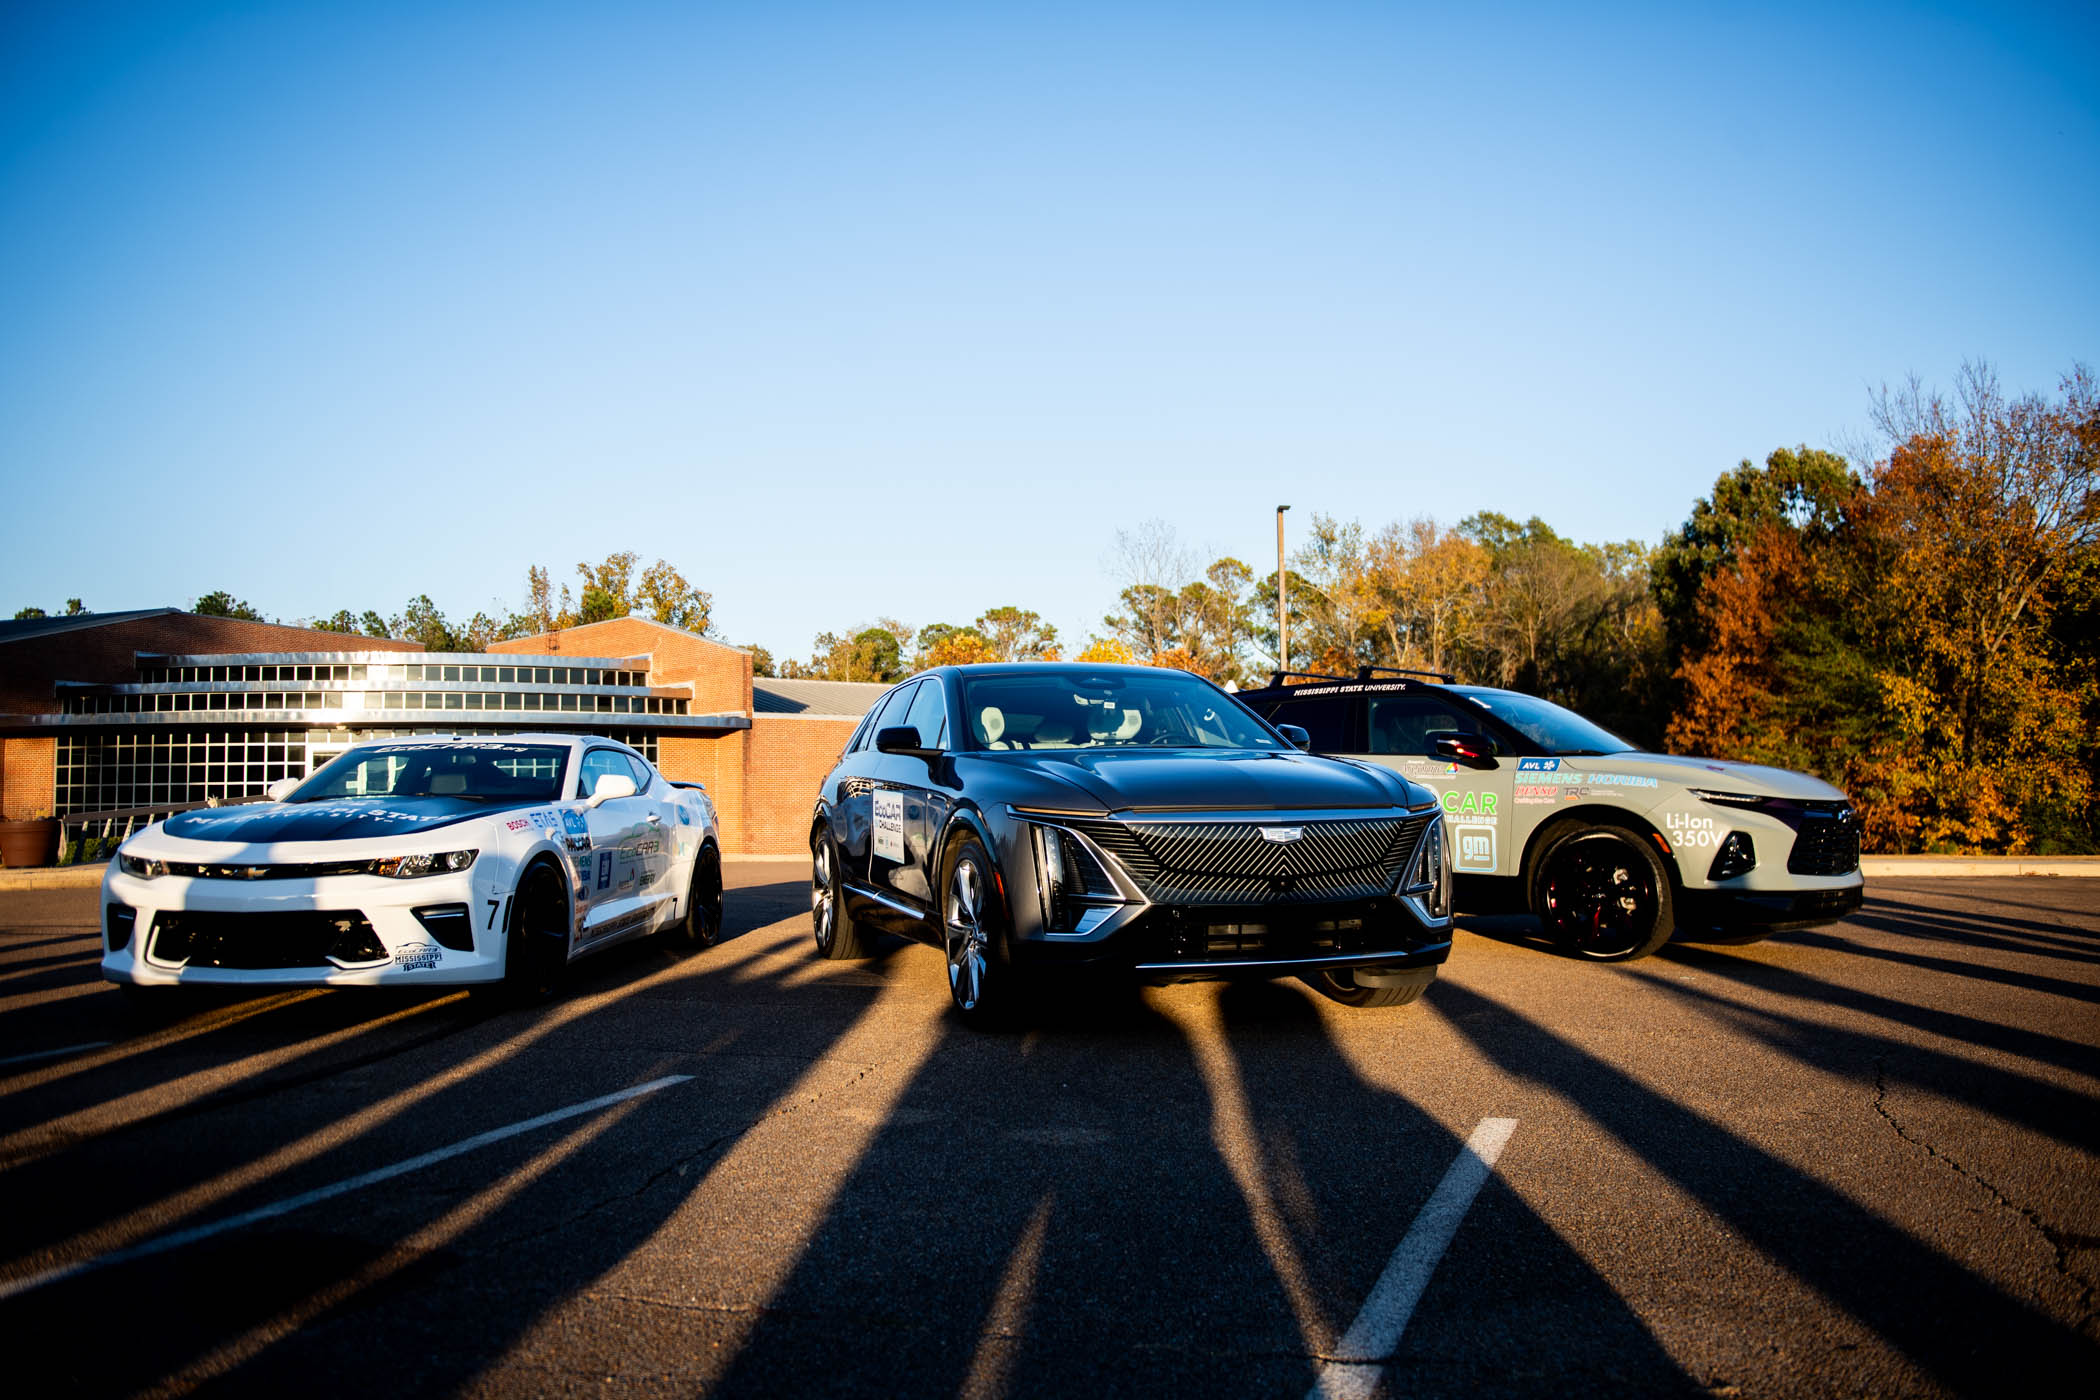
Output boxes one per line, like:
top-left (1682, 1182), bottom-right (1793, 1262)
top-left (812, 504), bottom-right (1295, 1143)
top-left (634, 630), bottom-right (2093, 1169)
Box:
top-left (516, 866), bottom-right (568, 995)
top-left (691, 850), bottom-right (722, 946)
top-left (1540, 838), bottom-right (1656, 959)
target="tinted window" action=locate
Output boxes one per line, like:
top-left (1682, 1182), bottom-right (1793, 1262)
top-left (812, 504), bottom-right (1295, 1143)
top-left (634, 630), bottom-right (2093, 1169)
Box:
top-left (865, 682), bottom-right (919, 744)
top-left (622, 753), bottom-right (654, 792)
top-left (960, 669), bottom-right (1281, 751)
top-left (1451, 688), bottom-right (1631, 755)
top-left (902, 676), bottom-right (949, 749)
top-left (1367, 695), bottom-right (1484, 755)
top-left (578, 749), bottom-right (637, 798)
top-left (293, 743), bottom-right (568, 802)
top-left (1261, 693), bottom-right (1353, 751)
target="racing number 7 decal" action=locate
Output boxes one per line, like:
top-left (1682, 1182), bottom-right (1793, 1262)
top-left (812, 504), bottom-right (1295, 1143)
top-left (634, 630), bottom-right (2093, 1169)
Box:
top-left (486, 897), bottom-right (507, 930)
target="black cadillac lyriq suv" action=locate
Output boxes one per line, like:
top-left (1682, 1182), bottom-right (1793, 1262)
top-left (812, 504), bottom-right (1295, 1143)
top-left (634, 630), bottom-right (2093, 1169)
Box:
top-left (808, 663), bottom-right (1453, 1024)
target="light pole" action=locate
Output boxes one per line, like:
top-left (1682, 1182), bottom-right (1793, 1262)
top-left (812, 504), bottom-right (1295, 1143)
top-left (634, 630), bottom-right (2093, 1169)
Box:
top-left (1276, 504), bottom-right (1291, 673)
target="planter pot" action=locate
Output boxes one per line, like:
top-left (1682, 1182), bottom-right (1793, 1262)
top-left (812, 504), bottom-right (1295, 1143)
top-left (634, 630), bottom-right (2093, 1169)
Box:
top-left (0, 819), bottom-right (60, 869)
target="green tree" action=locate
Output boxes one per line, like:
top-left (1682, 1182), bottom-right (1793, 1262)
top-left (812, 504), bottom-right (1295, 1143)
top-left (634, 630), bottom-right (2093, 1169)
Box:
top-left (12, 606), bottom-right (46, 620)
top-left (312, 610), bottom-right (360, 633)
top-left (194, 590), bottom-right (263, 620)
top-left (63, 598), bottom-right (85, 615)
top-left (397, 594), bottom-right (457, 651)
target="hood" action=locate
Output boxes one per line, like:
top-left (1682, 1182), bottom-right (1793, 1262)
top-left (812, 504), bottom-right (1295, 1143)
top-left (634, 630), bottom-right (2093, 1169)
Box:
top-left (163, 795), bottom-right (541, 844)
top-left (1550, 752), bottom-right (1848, 801)
top-left (1002, 748), bottom-right (1421, 812)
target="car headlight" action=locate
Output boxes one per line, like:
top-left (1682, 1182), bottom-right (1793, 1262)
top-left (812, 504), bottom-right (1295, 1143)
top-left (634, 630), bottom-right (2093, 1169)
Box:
top-left (119, 853), bottom-right (166, 879)
top-left (1029, 824), bottom-right (1124, 934)
top-left (1688, 789), bottom-right (1770, 809)
top-left (369, 850), bottom-right (478, 879)
top-left (1406, 820), bottom-right (1452, 920)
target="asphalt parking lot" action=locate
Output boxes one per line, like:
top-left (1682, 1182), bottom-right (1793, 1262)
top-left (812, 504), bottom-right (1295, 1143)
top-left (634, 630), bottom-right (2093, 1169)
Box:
top-left (0, 867), bottom-right (2094, 1398)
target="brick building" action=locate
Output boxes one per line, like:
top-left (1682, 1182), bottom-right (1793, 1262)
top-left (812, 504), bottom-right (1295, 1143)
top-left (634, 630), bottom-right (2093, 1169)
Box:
top-left (0, 610), bottom-right (882, 855)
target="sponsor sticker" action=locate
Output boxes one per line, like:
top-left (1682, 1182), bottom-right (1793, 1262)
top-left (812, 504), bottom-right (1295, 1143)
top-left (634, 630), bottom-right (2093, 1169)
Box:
top-left (393, 940), bottom-right (442, 971)
top-left (529, 809), bottom-right (557, 831)
top-left (505, 818), bottom-right (531, 832)
top-left (1439, 790), bottom-right (1499, 817)
top-left (561, 809), bottom-right (591, 851)
top-left (1514, 785), bottom-right (1558, 806)
top-left (1666, 812), bottom-right (1725, 848)
top-left (872, 790), bottom-right (905, 863)
top-left (1517, 758), bottom-right (1561, 772)
top-left (1454, 824), bottom-right (1497, 873)
top-left (677, 808), bottom-right (691, 825)
top-left (596, 850), bottom-right (613, 890)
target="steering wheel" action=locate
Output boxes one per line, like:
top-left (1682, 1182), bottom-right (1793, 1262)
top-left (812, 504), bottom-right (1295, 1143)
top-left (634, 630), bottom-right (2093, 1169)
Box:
top-left (1147, 732), bottom-right (1192, 747)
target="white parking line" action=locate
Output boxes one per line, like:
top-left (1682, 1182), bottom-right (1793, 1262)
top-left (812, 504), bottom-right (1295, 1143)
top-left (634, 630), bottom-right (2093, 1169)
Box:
top-left (0, 1041), bottom-right (115, 1068)
top-left (0, 1074), bottom-right (692, 1302)
top-left (1309, 1117), bottom-right (1519, 1400)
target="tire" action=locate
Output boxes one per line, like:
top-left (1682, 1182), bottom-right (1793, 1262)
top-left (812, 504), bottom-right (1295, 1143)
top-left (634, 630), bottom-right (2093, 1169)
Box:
top-left (496, 860), bottom-right (572, 1003)
top-left (1302, 966), bottom-right (1435, 1008)
top-left (1530, 824), bottom-right (1675, 961)
top-left (941, 834), bottom-right (1015, 1027)
top-left (811, 829), bottom-right (869, 959)
top-left (670, 843), bottom-right (724, 949)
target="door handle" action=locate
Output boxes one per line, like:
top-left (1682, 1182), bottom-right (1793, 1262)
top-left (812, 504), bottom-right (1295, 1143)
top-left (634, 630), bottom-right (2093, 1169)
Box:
top-left (647, 813), bottom-right (662, 824)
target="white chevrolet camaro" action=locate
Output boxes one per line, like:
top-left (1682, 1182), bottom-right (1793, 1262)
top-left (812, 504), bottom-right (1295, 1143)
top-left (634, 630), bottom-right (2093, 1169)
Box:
top-left (101, 733), bottom-right (724, 1001)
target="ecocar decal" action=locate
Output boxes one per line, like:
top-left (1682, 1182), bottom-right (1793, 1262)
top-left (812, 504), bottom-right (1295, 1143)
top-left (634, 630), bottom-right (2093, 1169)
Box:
top-left (872, 790), bottom-right (906, 863)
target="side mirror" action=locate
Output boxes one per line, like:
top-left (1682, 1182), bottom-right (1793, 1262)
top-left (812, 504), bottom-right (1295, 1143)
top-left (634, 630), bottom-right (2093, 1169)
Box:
top-left (1429, 732), bottom-right (1498, 769)
top-left (1276, 723), bottom-right (1312, 751)
top-left (875, 725), bottom-right (939, 758)
top-left (265, 777), bottom-right (301, 803)
top-left (588, 772), bottom-right (638, 807)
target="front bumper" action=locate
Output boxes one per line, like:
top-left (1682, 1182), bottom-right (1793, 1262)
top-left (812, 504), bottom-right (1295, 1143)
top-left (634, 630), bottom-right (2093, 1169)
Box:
top-left (1678, 881), bottom-right (1865, 935)
top-left (1012, 893), bottom-right (1452, 985)
top-left (100, 866), bottom-right (509, 988)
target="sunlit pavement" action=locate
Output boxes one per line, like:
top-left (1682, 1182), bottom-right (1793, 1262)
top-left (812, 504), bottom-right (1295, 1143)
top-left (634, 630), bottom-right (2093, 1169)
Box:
top-left (0, 866), bottom-right (2094, 1398)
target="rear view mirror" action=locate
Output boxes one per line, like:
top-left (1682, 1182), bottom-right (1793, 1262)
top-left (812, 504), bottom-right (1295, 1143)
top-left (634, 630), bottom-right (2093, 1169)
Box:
top-left (1276, 724), bottom-right (1312, 750)
top-left (875, 725), bottom-right (939, 758)
top-left (588, 772), bottom-right (638, 807)
top-left (1429, 731), bottom-right (1498, 769)
top-left (265, 777), bottom-right (300, 803)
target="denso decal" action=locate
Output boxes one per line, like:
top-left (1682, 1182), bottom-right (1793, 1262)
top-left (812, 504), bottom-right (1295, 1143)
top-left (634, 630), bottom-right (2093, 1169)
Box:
top-left (1517, 758), bottom-right (1561, 772)
top-left (1439, 790), bottom-right (1498, 817)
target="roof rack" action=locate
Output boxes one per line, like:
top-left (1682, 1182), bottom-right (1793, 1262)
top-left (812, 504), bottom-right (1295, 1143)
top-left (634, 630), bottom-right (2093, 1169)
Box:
top-left (1265, 670), bottom-right (1350, 688)
top-left (1356, 664), bottom-right (1457, 684)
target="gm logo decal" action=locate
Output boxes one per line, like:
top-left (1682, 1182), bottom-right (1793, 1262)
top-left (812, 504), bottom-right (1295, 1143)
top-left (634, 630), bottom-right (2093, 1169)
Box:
top-left (1260, 827), bottom-right (1304, 843)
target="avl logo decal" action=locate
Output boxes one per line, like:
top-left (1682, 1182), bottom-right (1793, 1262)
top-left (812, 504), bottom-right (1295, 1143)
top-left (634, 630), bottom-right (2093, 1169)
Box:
top-left (1516, 758), bottom-right (1561, 772)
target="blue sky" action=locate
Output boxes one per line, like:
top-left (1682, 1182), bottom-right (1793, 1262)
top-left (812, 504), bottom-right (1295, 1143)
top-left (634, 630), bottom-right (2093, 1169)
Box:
top-left (2, 0), bottom-right (2094, 661)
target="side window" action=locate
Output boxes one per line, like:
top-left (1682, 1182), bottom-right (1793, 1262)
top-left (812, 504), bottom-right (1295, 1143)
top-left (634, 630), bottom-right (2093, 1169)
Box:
top-left (869, 682), bottom-right (919, 737)
top-left (1367, 696), bottom-right (1483, 755)
top-left (902, 677), bottom-right (949, 750)
top-left (623, 753), bottom-right (654, 793)
top-left (578, 749), bottom-right (634, 798)
top-left (1263, 693), bottom-right (1353, 751)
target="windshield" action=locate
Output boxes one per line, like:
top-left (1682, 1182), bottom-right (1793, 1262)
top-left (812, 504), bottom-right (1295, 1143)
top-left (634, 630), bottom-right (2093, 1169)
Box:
top-left (290, 743), bottom-right (570, 802)
top-left (1450, 688), bottom-right (1633, 756)
top-left (960, 670), bottom-right (1285, 752)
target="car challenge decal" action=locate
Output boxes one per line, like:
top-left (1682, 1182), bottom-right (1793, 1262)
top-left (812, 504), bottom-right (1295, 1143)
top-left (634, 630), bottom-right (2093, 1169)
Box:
top-left (393, 940), bottom-right (442, 971)
top-left (1439, 790), bottom-right (1498, 818)
top-left (872, 790), bottom-right (906, 863)
top-left (1453, 823), bottom-right (1497, 872)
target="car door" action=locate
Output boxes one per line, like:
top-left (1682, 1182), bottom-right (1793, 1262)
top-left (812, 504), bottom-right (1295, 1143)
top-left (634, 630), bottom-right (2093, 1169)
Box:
top-left (876, 675), bottom-right (953, 908)
top-left (836, 682), bottom-right (915, 885)
top-left (576, 747), bottom-right (668, 946)
top-left (866, 680), bottom-right (922, 896)
top-left (1363, 693), bottom-right (1514, 877)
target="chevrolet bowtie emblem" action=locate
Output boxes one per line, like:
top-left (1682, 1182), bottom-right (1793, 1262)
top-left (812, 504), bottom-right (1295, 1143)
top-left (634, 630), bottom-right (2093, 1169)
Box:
top-left (1260, 826), bottom-right (1304, 843)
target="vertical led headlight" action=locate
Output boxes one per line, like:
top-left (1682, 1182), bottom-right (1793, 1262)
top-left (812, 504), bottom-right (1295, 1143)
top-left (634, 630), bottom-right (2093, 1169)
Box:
top-left (1034, 823), bottom-right (1068, 930)
top-left (1406, 820), bottom-right (1452, 921)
